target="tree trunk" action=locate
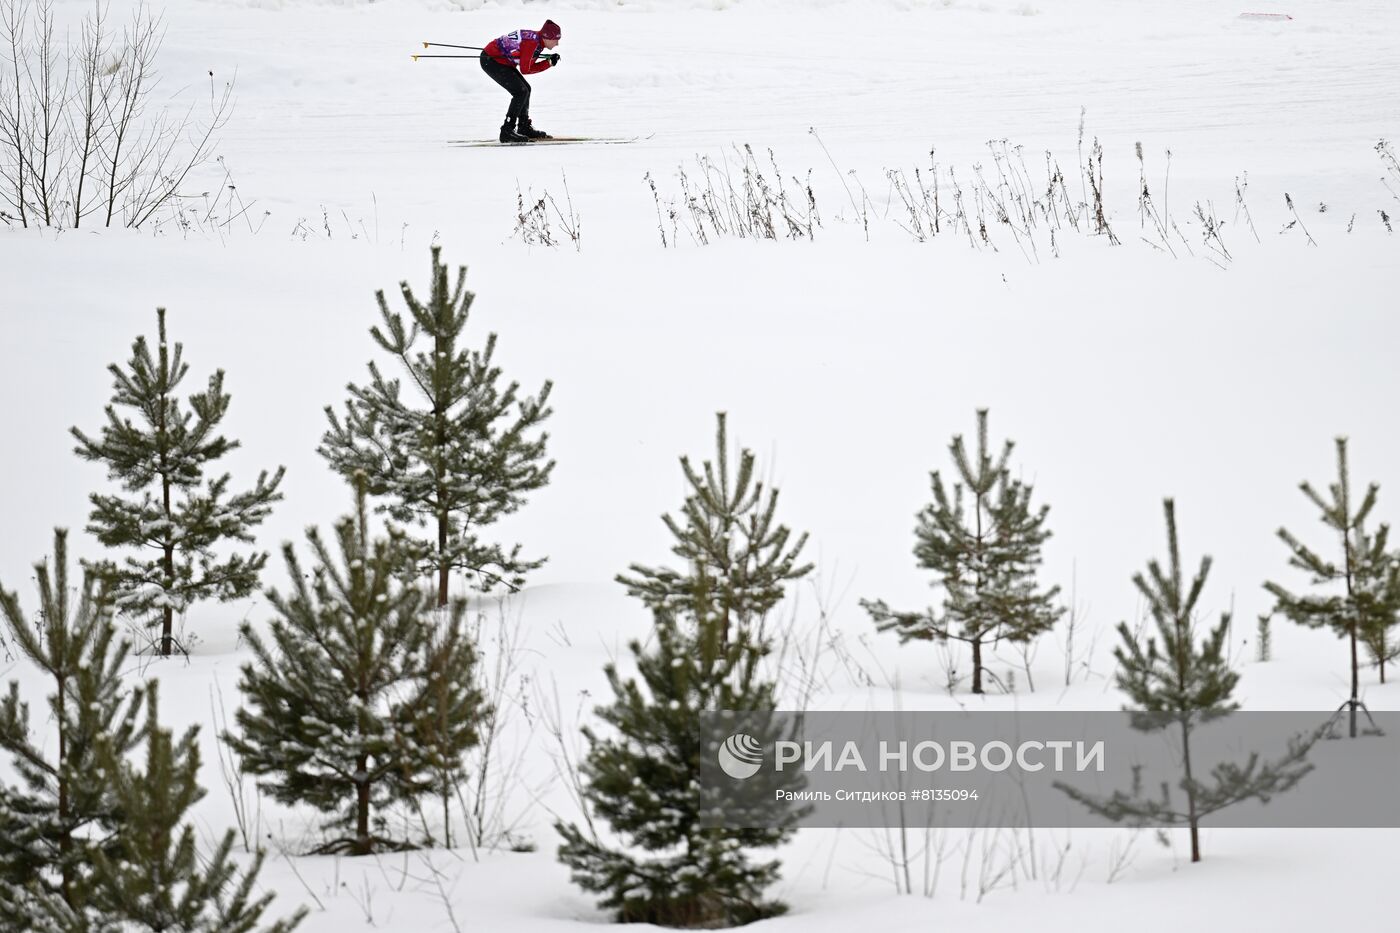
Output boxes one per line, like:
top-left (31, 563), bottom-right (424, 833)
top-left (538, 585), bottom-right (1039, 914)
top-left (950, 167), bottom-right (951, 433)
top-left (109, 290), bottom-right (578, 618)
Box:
top-left (7, 29), bottom-right (26, 228)
top-left (434, 318), bottom-right (451, 609)
top-left (1180, 717), bottom-right (1201, 862)
top-left (442, 775), bottom-right (452, 850)
top-left (355, 752), bottom-right (371, 855)
top-left (162, 476), bottom-right (174, 657)
top-left (159, 374), bottom-right (174, 657)
top-left (1342, 514), bottom-right (1358, 738)
top-left (161, 564), bottom-right (174, 656)
top-left (1348, 627), bottom-right (1359, 739)
top-left (435, 641), bottom-right (453, 848)
top-left (437, 510), bottom-right (449, 609)
top-left (57, 668), bottom-right (72, 904)
top-left (971, 481), bottom-right (987, 696)
top-left (971, 638), bottom-right (983, 695)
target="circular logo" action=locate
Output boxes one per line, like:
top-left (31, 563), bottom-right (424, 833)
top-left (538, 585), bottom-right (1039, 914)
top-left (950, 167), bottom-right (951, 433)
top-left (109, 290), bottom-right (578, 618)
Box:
top-left (717, 733), bottom-right (764, 780)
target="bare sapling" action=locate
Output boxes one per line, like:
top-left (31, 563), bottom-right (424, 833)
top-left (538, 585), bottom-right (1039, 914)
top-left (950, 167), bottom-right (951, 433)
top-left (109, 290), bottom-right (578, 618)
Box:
top-left (0, 0), bottom-right (235, 230)
top-left (460, 604), bottom-right (542, 855)
top-left (211, 677), bottom-right (262, 852)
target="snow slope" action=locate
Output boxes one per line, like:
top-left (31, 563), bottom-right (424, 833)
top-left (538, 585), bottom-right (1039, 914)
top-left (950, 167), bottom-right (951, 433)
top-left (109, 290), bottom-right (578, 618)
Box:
top-left (2, 0), bottom-right (1398, 930)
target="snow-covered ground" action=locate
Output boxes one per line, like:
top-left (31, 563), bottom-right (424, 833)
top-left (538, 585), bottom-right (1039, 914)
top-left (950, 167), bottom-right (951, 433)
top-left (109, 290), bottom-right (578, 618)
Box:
top-left (2, 0), bottom-right (1398, 930)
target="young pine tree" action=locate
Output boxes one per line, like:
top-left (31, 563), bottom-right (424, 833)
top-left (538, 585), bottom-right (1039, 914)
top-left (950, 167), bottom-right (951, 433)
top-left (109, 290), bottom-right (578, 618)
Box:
top-left (1360, 601), bottom-right (1400, 686)
top-left (862, 409), bottom-right (1063, 694)
top-left (227, 480), bottom-right (486, 855)
top-left (0, 530), bottom-right (145, 925)
top-left (320, 246), bottom-right (554, 606)
top-left (555, 587), bottom-right (800, 927)
top-left (1058, 500), bottom-right (1316, 863)
top-left (71, 308), bottom-right (285, 656)
top-left (30, 688), bottom-right (306, 933)
top-left (1265, 437), bottom-right (1400, 737)
top-left (616, 412), bottom-right (812, 646)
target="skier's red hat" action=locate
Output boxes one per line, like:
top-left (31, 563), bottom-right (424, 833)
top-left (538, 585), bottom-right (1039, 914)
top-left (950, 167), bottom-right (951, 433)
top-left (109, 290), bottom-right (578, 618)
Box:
top-left (540, 20), bottom-right (561, 40)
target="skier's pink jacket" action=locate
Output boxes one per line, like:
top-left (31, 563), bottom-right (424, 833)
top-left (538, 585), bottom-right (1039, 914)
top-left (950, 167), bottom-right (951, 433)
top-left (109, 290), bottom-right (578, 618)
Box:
top-left (483, 30), bottom-right (555, 75)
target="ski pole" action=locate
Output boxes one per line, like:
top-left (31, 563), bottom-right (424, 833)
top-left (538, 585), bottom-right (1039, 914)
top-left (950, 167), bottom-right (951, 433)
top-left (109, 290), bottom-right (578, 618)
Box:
top-left (419, 41), bottom-right (544, 58)
top-left (412, 44), bottom-right (546, 62)
top-left (412, 54), bottom-right (543, 61)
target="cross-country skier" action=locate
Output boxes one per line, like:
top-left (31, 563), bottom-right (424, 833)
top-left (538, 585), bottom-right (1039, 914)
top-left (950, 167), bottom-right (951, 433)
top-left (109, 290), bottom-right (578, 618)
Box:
top-left (480, 20), bottom-right (561, 143)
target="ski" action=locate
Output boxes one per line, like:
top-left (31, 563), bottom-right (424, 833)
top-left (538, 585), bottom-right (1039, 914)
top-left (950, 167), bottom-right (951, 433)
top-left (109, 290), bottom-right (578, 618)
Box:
top-left (447, 135), bottom-right (650, 148)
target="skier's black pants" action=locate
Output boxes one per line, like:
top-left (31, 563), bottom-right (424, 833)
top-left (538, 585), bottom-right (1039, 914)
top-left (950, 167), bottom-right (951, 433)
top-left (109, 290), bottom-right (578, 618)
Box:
top-left (479, 52), bottom-right (531, 122)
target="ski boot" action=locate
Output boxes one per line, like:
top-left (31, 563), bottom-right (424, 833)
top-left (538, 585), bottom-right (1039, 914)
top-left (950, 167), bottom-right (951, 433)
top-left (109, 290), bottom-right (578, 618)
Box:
top-left (499, 119), bottom-right (529, 143)
top-left (517, 117), bottom-right (552, 140)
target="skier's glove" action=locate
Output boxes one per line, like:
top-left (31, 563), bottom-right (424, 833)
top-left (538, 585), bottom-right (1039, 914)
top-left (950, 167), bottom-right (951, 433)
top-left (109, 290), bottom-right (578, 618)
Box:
top-left (546, 53), bottom-right (560, 66)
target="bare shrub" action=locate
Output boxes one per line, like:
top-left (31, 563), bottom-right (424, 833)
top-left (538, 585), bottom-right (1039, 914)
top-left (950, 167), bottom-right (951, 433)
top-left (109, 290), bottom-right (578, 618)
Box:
top-left (511, 183), bottom-right (554, 247)
top-left (0, 0), bottom-right (233, 230)
top-left (643, 143), bottom-right (822, 247)
top-left (862, 131), bottom-right (1125, 260)
top-left (510, 173), bottom-right (581, 250)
